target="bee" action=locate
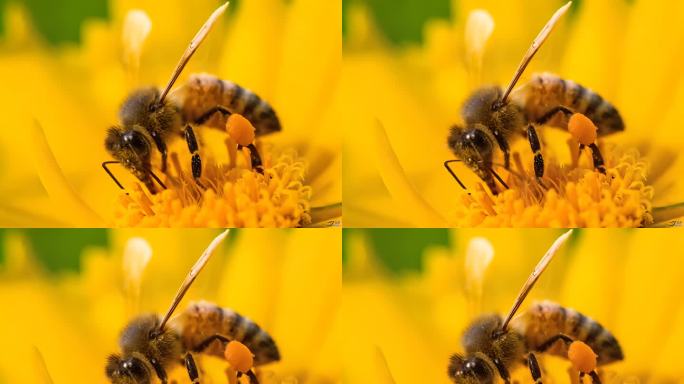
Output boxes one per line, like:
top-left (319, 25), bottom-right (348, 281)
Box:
top-left (444, 1), bottom-right (624, 194)
top-left (448, 230), bottom-right (623, 384)
top-left (105, 230), bottom-right (280, 384)
top-left (103, 2), bottom-right (281, 194)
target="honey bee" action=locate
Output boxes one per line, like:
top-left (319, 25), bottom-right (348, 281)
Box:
top-left (103, 2), bottom-right (281, 194)
top-left (444, 1), bottom-right (624, 194)
top-left (448, 230), bottom-right (623, 384)
top-left (105, 230), bottom-right (280, 384)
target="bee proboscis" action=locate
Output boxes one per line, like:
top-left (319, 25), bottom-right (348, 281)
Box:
top-left (105, 229), bottom-right (280, 384)
top-left (445, 1), bottom-right (624, 194)
top-left (448, 230), bottom-right (623, 384)
top-left (103, 2), bottom-right (281, 194)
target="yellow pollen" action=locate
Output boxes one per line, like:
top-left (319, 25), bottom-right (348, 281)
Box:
top-left (568, 113), bottom-right (598, 145)
top-left (227, 113), bottom-right (256, 146)
top-left (113, 117), bottom-right (312, 227)
top-left (452, 142), bottom-right (655, 227)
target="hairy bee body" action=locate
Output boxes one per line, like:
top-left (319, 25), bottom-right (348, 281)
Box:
top-left (511, 300), bottom-right (623, 365)
top-left (177, 300), bottom-right (280, 365)
top-left (447, 73), bottom-right (624, 192)
top-left (105, 74), bottom-right (281, 191)
top-left (448, 301), bottom-right (623, 384)
top-left (175, 73), bottom-right (281, 136)
top-left (106, 301), bottom-right (279, 383)
top-left (511, 73), bottom-right (624, 136)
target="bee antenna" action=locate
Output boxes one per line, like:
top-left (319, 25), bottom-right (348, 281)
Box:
top-left (102, 161), bottom-right (128, 193)
top-left (149, 171), bottom-right (168, 190)
top-left (489, 168), bottom-right (509, 189)
top-left (156, 2), bottom-right (229, 106)
top-left (157, 229), bottom-right (230, 332)
top-left (444, 160), bottom-right (469, 191)
top-left (498, 1), bottom-right (572, 106)
top-left (500, 229), bottom-right (573, 331)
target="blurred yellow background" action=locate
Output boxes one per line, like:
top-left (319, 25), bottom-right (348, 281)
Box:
top-left (0, 228), bottom-right (341, 383)
top-left (343, 228), bottom-right (684, 383)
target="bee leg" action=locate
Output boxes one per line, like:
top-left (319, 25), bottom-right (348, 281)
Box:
top-left (537, 333), bottom-right (574, 352)
top-left (195, 105), bottom-right (232, 125)
top-left (536, 105), bottom-right (573, 126)
top-left (150, 357), bottom-right (168, 383)
top-left (238, 143), bottom-right (264, 174)
top-left (588, 371), bottom-right (602, 384)
top-left (585, 143), bottom-right (606, 174)
top-left (184, 125), bottom-right (203, 181)
top-left (526, 353), bottom-right (543, 384)
top-left (193, 333), bottom-right (231, 352)
top-left (245, 369), bottom-right (260, 384)
top-left (493, 357), bottom-right (511, 384)
top-left (184, 352), bottom-right (201, 384)
top-left (526, 125), bottom-right (545, 180)
top-left (492, 129), bottom-right (511, 169)
top-left (150, 131), bottom-right (168, 172)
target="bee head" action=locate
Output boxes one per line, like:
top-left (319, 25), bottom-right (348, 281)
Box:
top-left (104, 126), bottom-right (155, 189)
top-left (447, 354), bottom-right (494, 384)
top-left (447, 124), bottom-right (494, 182)
top-left (105, 354), bottom-right (151, 384)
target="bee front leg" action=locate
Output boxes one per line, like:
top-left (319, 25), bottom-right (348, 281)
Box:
top-left (150, 131), bottom-right (168, 173)
top-left (183, 125), bottom-right (203, 180)
top-left (492, 129), bottom-right (510, 169)
top-left (492, 357), bottom-right (511, 384)
top-left (184, 353), bottom-right (201, 384)
top-left (526, 125), bottom-right (545, 180)
top-left (150, 357), bottom-right (168, 384)
top-left (527, 353), bottom-right (543, 384)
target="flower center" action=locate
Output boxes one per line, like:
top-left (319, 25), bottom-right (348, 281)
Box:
top-left (452, 140), bottom-right (654, 227)
top-left (113, 116), bottom-right (312, 227)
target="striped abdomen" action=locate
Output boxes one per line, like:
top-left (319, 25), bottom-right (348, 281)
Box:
top-left (513, 73), bottom-right (624, 136)
top-left (177, 73), bottom-right (281, 136)
top-left (178, 300), bottom-right (280, 365)
top-left (511, 301), bottom-right (623, 365)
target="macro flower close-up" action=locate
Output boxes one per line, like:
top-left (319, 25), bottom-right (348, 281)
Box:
top-left (342, 0), bottom-right (684, 227)
top-left (0, 0), bottom-right (341, 227)
top-left (0, 228), bottom-right (341, 383)
top-left (342, 229), bottom-right (684, 383)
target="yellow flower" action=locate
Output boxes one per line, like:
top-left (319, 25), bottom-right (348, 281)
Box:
top-left (343, 229), bottom-right (684, 383)
top-left (343, 0), bottom-right (684, 227)
top-left (0, 229), bottom-right (341, 383)
top-left (0, 0), bottom-right (341, 227)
